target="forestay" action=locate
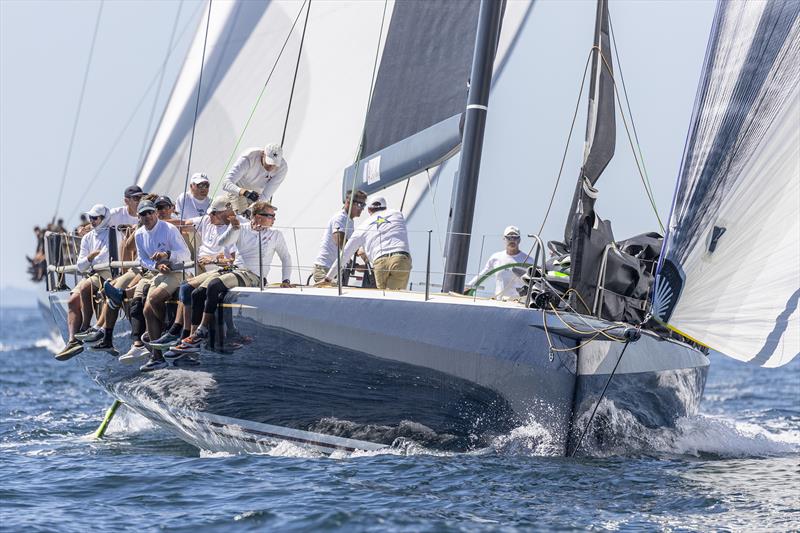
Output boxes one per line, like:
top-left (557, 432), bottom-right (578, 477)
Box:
top-left (654, 0), bottom-right (800, 367)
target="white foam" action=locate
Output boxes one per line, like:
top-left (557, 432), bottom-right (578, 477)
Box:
top-left (489, 419), bottom-right (564, 457)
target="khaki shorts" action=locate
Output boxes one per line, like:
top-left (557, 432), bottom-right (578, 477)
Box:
top-left (110, 268), bottom-right (140, 290)
top-left (373, 253), bottom-right (412, 290)
top-left (70, 270), bottom-right (110, 295)
top-left (187, 268), bottom-right (225, 289)
top-left (133, 270), bottom-right (184, 300)
top-left (216, 269), bottom-right (261, 289)
top-left (312, 264), bottom-right (329, 283)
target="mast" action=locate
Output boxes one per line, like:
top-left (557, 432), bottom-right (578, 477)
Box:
top-left (442, 0), bottom-right (505, 294)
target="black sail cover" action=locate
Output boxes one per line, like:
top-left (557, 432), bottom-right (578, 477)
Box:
top-left (342, 0), bottom-right (480, 197)
top-left (561, 0), bottom-right (617, 315)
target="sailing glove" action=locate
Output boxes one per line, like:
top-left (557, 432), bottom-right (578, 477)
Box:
top-left (243, 190), bottom-right (260, 202)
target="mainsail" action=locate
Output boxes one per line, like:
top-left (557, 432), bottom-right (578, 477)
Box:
top-left (653, 0), bottom-right (800, 367)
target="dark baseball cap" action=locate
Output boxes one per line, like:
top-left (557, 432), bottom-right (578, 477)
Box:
top-left (137, 200), bottom-right (157, 215)
top-left (155, 195), bottom-right (174, 208)
top-left (124, 185), bottom-right (145, 199)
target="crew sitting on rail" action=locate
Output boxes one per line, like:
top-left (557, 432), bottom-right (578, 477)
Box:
top-left (116, 200), bottom-right (191, 372)
top-left (311, 189), bottom-right (367, 283)
top-left (465, 225), bottom-right (535, 299)
top-left (54, 204), bottom-right (112, 361)
top-left (221, 143), bottom-right (288, 215)
top-left (148, 196), bottom-right (236, 355)
top-left (168, 201), bottom-right (292, 353)
top-left (323, 196), bottom-right (412, 291)
top-left (176, 173), bottom-right (211, 219)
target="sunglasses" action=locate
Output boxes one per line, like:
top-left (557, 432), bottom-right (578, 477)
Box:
top-left (194, 183), bottom-right (210, 189)
top-left (89, 215), bottom-right (102, 221)
top-left (156, 204), bottom-right (172, 209)
top-left (352, 200), bottom-right (366, 208)
top-left (505, 235), bottom-right (521, 241)
top-left (254, 212), bottom-right (276, 219)
top-left (139, 210), bottom-right (156, 217)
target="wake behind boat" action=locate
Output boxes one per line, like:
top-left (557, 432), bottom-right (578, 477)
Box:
top-left (41, 0), bottom-right (798, 456)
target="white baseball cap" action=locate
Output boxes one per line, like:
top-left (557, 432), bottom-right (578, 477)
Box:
top-left (503, 225), bottom-right (521, 237)
top-left (85, 204), bottom-right (109, 218)
top-left (263, 143), bottom-right (283, 166)
top-left (368, 196), bottom-right (387, 210)
top-left (191, 173), bottom-right (210, 185)
top-left (209, 195), bottom-right (232, 213)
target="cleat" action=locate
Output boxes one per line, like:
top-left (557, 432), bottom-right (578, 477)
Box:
top-left (103, 281), bottom-right (124, 308)
top-left (119, 344), bottom-right (150, 365)
top-left (140, 356), bottom-right (168, 372)
top-left (149, 331), bottom-right (180, 349)
top-left (55, 339), bottom-right (84, 361)
top-left (171, 354), bottom-right (200, 367)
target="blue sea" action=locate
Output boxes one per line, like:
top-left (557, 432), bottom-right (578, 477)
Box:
top-left (1, 306), bottom-right (798, 531)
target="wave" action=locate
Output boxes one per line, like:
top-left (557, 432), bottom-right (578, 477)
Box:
top-left (0, 335), bottom-right (64, 354)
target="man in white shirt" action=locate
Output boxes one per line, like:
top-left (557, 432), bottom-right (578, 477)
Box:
top-left (172, 201), bottom-right (292, 352)
top-left (312, 189), bottom-right (367, 283)
top-left (221, 143), bottom-right (288, 214)
top-left (466, 226), bottom-right (534, 299)
top-left (176, 173), bottom-right (211, 219)
top-left (324, 197), bottom-right (412, 290)
top-left (55, 204), bottom-right (111, 361)
top-left (119, 200), bottom-right (191, 370)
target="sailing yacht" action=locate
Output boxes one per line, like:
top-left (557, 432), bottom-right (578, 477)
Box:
top-left (44, 0), bottom-right (797, 455)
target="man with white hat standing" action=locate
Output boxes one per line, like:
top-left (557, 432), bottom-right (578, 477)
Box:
top-left (324, 196), bottom-right (412, 290)
top-left (221, 143), bottom-right (288, 214)
top-left (54, 204), bottom-right (112, 361)
top-left (466, 226), bottom-right (534, 299)
top-left (176, 173), bottom-right (211, 219)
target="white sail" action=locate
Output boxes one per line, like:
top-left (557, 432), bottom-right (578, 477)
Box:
top-left (137, 0), bottom-right (530, 280)
top-left (654, 1), bottom-right (800, 367)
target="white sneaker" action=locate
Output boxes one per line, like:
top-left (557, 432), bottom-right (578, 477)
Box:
top-left (119, 344), bottom-right (150, 365)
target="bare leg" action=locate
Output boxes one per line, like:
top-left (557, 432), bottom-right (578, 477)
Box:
top-left (66, 292), bottom-right (82, 341)
top-left (78, 283), bottom-right (94, 330)
top-left (143, 287), bottom-right (171, 342)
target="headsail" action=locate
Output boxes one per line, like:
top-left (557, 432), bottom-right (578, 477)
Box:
top-left (654, 0), bottom-right (800, 367)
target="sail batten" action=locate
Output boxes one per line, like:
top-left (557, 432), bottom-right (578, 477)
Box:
top-left (654, 0), bottom-right (800, 368)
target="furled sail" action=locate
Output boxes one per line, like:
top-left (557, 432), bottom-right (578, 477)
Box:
top-left (653, 0), bottom-right (800, 367)
top-left (341, 0), bottom-right (481, 197)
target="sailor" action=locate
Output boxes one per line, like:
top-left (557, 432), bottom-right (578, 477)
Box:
top-left (311, 189), bottom-right (367, 283)
top-left (171, 201), bottom-right (292, 352)
top-left (54, 204), bottom-right (112, 361)
top-left (149, 196), bottom-right (236, 350)
top-left (466, 226), bottom-right (535, 299)
top-left (323, 196), bottom-right (412, 290)
top-left (176, 173), bottom-right (211, 219)
top-left (221, 143), bottom-right (288, 214)
top-left (119, 200), bottom-right (191, 371)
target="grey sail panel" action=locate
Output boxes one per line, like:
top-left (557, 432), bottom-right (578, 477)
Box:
top-left (343, 0), bottom-right (480, 195)
top-left (653, 0), bottom-right (800, 367)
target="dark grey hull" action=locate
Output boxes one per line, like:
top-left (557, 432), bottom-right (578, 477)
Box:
top-left (48, 287), bottom-right (708, 455)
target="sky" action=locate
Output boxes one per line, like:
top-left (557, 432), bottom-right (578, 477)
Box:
top-left (0, 0), bottom-right (717, 293)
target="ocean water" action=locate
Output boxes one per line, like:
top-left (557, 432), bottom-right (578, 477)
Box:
top-left (1, 306), bottom-right (798, 531)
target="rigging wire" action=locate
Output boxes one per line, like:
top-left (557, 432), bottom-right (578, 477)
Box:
top-left (280, 0), bottom-right (312, 149)
top-left (52, 0), bottom-right (105, 222)
top-left (210, 0), bottom-right (309, 198)
top-left (135, 0), bottom-right (184, 176)
top-left (536, 48), bottom-right (594, 237)
top-left (65, 0), bottom-right (204, 222)
top-left (178, 0), bottom-right (213, 220)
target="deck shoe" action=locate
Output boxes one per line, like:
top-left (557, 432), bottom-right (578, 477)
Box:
top-left (55, 339), bottom-right (84, 361)
top-left (167, 342), bottom-right (200, 355)
top-left (103, 281), bottom-right (124, 308)
top-left (150, 332), bottom-right (180, 349)
top-left (119, 344), bottom-right (150, 365)
top-left (77, 327), bottom-right (104, 343)
top-left (140, 356), bottom-right (168, 372)
top-left (74, 327), bottom-right (94, 341)
top-left (90, 337), bottom-right (119, 356)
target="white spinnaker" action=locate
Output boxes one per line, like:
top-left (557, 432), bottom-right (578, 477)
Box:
top-left (656, 1), bottom-right (800, 367)
top-left (137, 0), bottom-right (530, 282)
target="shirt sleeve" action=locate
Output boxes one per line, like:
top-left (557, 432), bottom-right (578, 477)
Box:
top-left (75, 234), bottom-right (92, 273)
top-left (275, 232), bottom-right (293, 281)
top-left (168, 224), bottom-right (192, 266)
top-left (260, 159), bottom-right (288, 200)
top-left (467, 256), bottom-right (496, 288)
top-left (218, 223), bottom-right (241, 249)
top-left (326, 225), bottom-right (366, 280)
top-left (221, 154), bottom-right (251, 195)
